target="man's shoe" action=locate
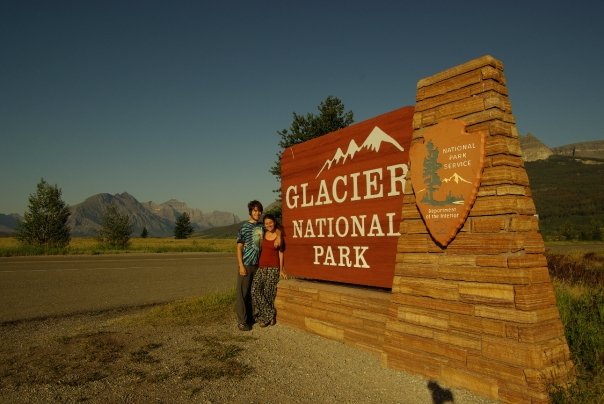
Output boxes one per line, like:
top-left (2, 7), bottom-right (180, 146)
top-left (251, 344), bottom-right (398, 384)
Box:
top-left (238, 323), bottom-right (251, 331)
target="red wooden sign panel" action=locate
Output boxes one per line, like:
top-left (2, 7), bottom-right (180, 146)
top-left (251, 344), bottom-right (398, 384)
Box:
top-left (281, 106), bottom-right (414, 288)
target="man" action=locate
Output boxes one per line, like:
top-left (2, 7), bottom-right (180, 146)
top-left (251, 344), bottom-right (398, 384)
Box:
top-left (235, 200), bottom-right (265, 331)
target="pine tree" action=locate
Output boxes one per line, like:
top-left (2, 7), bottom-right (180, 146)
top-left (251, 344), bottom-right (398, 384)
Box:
top-left (16, 178), bottom-right (71, 248)
top-left (174, 212), bottom-right (194, 239)
top-left (140, 226), bottom-right (149, 238)
top-left (97, 205), bottom-right (132, 249)
top-left (269, 96), bottom-right (354, 184)
top-left (422, 140), bottom-right (443, 204)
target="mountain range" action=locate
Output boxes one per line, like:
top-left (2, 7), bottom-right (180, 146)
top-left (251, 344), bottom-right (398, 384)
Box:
top-left (519, 135), bottom-right (604, 162)
top-left (1, 136), bottom-right (602, 237)
top-left (0, 193), bottom-right (240, 237)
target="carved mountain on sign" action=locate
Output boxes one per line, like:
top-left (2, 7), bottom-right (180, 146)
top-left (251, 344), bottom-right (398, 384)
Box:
top-left (441, 173), bottom-right (471, 184)
top-left (316, 126), bottom-right (405, 178)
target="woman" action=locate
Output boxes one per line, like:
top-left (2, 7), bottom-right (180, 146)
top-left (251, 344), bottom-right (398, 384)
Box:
top-left (251, 213), bottom-right (286, 327)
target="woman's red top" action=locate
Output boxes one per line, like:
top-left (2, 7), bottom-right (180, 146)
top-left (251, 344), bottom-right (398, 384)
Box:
top-left (259, 236), bottom-right (280, 268)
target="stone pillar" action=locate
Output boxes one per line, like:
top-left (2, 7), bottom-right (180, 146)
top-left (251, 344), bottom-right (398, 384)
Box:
top-left (381, 55), bottom-right (574, 403)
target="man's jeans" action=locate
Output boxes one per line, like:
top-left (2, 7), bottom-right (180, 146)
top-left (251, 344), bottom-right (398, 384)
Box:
top-left (235, 264), bottom-right (257, 325)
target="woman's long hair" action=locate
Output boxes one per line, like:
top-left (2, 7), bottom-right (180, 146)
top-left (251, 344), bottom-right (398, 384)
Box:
top-left (263, 213), bottom-right (285, 250)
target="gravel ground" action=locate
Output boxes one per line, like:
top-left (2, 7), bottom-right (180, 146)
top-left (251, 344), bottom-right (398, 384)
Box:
top-left (0, 305), bottom-right (497, 404)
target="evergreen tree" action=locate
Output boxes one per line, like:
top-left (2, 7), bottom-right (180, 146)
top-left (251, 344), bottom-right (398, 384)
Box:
top-left (140, 226), bottom-right (149, 238)
top-left (97, 205), bottom-right (132, 249)
top-left (174, 212), bottom-right (194, 239)
top-left (16, 178), bottom-right (71, 248)
top-left (422, 140), bottom-right (443, 204)
top-left (269, 96), bottom-right (354, 184)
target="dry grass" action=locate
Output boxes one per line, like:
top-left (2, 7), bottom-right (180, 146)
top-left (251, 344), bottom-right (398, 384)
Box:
top-left (547, 250), bottom-right (604, 403)
top-left (0, 291), bottom-right (254, 402)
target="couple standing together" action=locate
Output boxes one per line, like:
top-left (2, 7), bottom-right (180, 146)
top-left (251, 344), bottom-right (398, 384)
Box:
top-left (235, 200), bottom-right (287, 331)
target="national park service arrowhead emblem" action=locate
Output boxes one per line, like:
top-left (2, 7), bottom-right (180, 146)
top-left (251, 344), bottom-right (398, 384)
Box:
top-left (409, 119), bottom-right (486, 247)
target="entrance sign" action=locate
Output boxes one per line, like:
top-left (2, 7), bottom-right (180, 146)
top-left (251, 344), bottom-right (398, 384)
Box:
top-left (281, 107), bottom-right (414, 288)
top-left (409, 119), bottom-right (486, 246)
top-left (276, 56), bottom-right (574, 403)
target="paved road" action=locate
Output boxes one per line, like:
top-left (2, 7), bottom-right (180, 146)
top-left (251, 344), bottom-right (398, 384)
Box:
top-left (0, 253), bottom-right (238, 323)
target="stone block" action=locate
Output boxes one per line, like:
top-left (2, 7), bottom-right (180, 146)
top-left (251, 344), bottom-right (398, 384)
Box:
top-left (389, 332), bottom-right (468, 363)
top-left (304, 318), bottom-right (344, 342)
top-left (396, 251), bottom-right (439, 265)
top-left (496, 184), bottom-right (528, 196)
top-left (343, 325), bottom-right (384, 349)
top-left (509, 215), bottom-right (540, 232)
top-left (385, 318), bottom-right (435, 338)
top-left (418, 69), bottom-right (484, 100)
top-left (470, 216), bottom-right (509, 233)
top-left (382, 343), bottom-right (443, 379)
top-left (393, 304), bottom-right (450, 330)
top-left (482, 335), bottom-right (571, 368)
top-left (459, 282), bottom-right (515, 306)
top-left (491, 154), bottom-right (524, 167)
top-left (317, 290), bottom-right (341, 304)
top-left (480, 165), bottom-right (529, 187)
top-left (515, 282), bottom-right (557, 310)
top-left (485, 134), bottom-right (523, 156)
top-left (439, 264), bottom-right (550, 284)
top-left (391, 292), bottom-right (475, 315)
top-left (471, 195), bottom-right (536, 216)
top-left (508, 253), bottom-right (547, 268)
top-left (398, 219), bottom-right (429, 234)
top-left (517, 319), bottom-right (565, 343)
top-left (441, 367), bottom-right (499, 399)
top-left (433, 330), bottom-right (482, 351)
top-left (396, 234), bottom-right (432, 253)
top-left (437, 254), bottom-right (477, 266)
top-left (475, 305), bottom-right (560, 324)
top-left (475, 255), bottom-right (509, 268)
top-left (445, 233), bottom-right (524, 254)
top-left (352, 308), bottom-right (389, 324)
top-left (448, 312), bottom-right (507, 337)
top-left (416, 79), bottom-right (508, 112)
top-left (417, 54), bottom-right (503, 90)
top-left (467, 354), bottom-right (527, 385)
top-left (393, 277), bottom-right (459, 300)
top-left (456, 108), bottom-right (514, 127)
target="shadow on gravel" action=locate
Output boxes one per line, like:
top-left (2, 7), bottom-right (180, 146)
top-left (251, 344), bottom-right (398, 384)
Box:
top-left (428, 380), bottom-right (454, 403)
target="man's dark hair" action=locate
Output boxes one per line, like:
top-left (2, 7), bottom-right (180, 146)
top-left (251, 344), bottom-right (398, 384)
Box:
top-left (248, 200), bottom-right (263, 215)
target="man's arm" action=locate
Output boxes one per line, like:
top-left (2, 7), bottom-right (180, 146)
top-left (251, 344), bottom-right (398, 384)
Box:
top-left (236, 243), bottom-right (247, 276)
top-left (279, 250), bottom-right (287, 279)
top-left (274, 228), bottom-right (282, 248)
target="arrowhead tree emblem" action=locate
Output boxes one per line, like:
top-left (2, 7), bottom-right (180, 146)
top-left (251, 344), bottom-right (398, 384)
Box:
top-left (409, 119), bottom-right (486, 247)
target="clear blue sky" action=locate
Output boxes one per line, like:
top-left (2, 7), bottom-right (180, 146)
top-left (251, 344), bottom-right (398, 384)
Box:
top-left (1, 0), bottom-right (603, 218)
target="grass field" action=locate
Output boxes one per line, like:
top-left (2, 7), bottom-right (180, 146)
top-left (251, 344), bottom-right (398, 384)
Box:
top-left (0, 236), bottom-right (236, 257)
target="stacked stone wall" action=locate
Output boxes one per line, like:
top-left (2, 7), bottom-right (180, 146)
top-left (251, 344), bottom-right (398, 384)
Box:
top-left (382, 55), bottom-right (573, 403)
top-left (276, 279), bottom-right (390, 357)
